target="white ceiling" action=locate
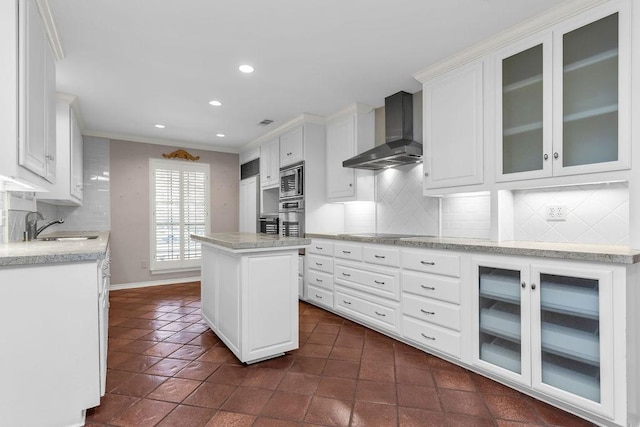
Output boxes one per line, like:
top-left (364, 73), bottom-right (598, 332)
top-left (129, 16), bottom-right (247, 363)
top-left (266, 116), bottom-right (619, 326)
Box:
top-left (49, 0), bottom-right (564, 153)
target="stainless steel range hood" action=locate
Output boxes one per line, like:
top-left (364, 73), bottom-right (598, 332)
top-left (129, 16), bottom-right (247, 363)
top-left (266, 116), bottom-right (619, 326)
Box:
top-left (342, 91), bottom-right (422, 170)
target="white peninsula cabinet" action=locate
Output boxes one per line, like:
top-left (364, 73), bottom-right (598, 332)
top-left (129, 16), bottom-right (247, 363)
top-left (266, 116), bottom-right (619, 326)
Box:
top-left (421, 60), bottom-right (484, 193)
top-left (196, 233), bottom-right (307, 364)
top-left (325, 104), bottom-right (375, 202)
top-left (496, 2), bottom-right (630, 183)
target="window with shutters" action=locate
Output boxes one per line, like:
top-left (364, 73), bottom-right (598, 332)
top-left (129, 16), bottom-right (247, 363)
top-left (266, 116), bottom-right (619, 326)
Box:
top-left (149, 158), bottom-right (210, 272)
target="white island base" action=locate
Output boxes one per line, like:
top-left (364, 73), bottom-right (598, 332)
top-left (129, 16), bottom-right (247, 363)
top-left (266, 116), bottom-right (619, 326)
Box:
top-left (198, 235), bottom-right (306, 364)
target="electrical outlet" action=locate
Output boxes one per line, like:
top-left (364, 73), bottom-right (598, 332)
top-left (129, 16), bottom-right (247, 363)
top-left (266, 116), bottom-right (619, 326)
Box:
top-left (546, 204), bottom-right (567, 221)
top-left (141, 260), bottom-right (148, 269)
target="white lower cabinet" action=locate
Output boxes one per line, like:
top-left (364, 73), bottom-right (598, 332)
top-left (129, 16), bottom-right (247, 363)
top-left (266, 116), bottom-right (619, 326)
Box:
top-left (305, 240), bottom-right (335, 309)
top-left (472, 255), bottom-right (619, 422)
top-left (335, 286), bottom-right (401, 334)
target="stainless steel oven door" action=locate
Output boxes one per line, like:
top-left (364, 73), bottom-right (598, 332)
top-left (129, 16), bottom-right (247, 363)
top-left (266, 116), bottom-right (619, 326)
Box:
top-left (280, 163), bottom-right (303, 199)
top-left (279, 209), bottom-right (304, 237)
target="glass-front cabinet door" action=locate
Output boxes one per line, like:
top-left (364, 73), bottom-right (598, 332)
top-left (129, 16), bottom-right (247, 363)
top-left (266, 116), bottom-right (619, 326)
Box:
top-left (472, 258), bottom-right (531, 385)
top-left (496, 36), bottom-right (552, 182)
top-left (530, 264), bottom-right (614, 418)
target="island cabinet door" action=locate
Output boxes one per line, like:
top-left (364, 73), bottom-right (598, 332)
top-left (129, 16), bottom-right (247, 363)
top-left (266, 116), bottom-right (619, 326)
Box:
top-left (214, 250), bottom-right (242, 356)
top-left (243, 252), bottom-right (299, 362)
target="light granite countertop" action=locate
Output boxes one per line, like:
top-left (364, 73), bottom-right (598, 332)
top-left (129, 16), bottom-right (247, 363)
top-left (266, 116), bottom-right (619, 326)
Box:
top-left (0, 231), bottom-right (110, 267)
top-left (191, 232), bottom-right (310, 251)
top-left (306, 233), bottom-right (640, 264)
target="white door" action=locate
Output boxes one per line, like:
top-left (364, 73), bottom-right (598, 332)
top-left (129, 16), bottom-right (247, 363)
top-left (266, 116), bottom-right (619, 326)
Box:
top-left (326, 116), bottom-right (355, 200)
top-left (239, 176), bottom-right (257, 233)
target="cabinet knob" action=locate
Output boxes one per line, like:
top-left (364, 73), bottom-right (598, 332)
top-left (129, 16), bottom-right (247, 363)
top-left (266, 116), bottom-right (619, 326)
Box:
top-left (553, 152), bottom-right (559, 159)
top-left (543, 154), bottom-right (549, 160)
top-left (531, 283), bottom-right (537, 290)
top-left (424, 172), bottom-right (429, 177)
top-left (521, 281), bottom-right (526, 289)
top-left (349, 183), bottom-right (353, 187)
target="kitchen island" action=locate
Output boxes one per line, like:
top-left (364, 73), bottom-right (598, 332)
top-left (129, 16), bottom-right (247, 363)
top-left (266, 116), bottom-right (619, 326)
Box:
top-left (191, 232), bottom-right (310, 364)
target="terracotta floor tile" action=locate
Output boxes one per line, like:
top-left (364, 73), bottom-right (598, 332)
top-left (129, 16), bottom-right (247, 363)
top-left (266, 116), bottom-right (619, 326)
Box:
top-left (146, 377), bottom-right (201, 403)
top-left (304, 396), bottom-right (352, 427)
top-left (433, 369), bottom-right (477, 392)
top-left (351, 401), bottom-right (398, 427)
top-left (322, 359), bottom-right (360, 379)
top-left (111, 373), bottom-right (168, 398)
top-left (174, 361), bottom-right (221, 381)
top-left (107, 351), bottom-right (135, 369)
top-left (197, 346), bottom-right (234, 363)
top-left (143, 358), bottom-right (190, 376)
top-left (156, 405), bottom-right (215, 427)
top-left (142, 342), bottom-right (183, 357)
top-left (140, 330), bottom-right (177, 342)
top-left (113, 354), bottom-right (163, 373)
top-left (277, 372), bottom-right (321, 395)
top-left (354, 380), bottom-right (397, 404)
top-left (361, 348), bottom-right (395, 364)
top-left (398, 407), bottom-right (446, 427)
top-left (394, 351), bottom-right (429, 369)
top-left (183, 381), bottom-right (237, 408)
top-left (159, 321), bottom-right (192, 332)
top-left (205, 411), bottom-right (256, 427)
top-left (115, 339), bottom-right (158, 354)
top-left (526, 396), bottom-right (595, 426)
top-left (329, 346), bottom-right (363, 362)
top-left (316, 377), bottom-right (357, 401)
top-left (445, 413), bottom-right (496, 427)
top-left (182, 323), bottom-right (210, 334)
top-left (359, 362), bottom-right (395, 382)
top-left (260, 390), bottom-right (312, 421)
top-left (254, 354), bottom-right (295, 371)
top-left (110, 398), bottom-right (176, 427)
top-left (221, 386), bottom-right (274, 415)
top-left (298, 343), bottom-right (333, 358)
top-left (241, 368), bottom-right (286, 390)
top-left (438, 389), bottom-right (492, 418)
top-left (253, 417), bottom-right (302, 427)
top-left (484, 394), bottom-right (542, 423)
top-left (496, 421), bottom-right (544, 427)
top-left (299, 322), bottom-right (317, 333)
top-left (313, 324), bottom-right (341, 335)
top-left (105, 369), bottom-right (134, 393)
top-left (334, 334), bottom-right (365, 349)
top-left (397, 383), bottom-right (441, 411)
top-left (289, 357), bottom-right (326, 375)
top-left (306, 332), bottom-right (337, 346)
top-left (187, 332), bottom-right (220, 348)
top-left (85, 394), bottom-right (139, 424)
top-left (206, 364), bottom-right (249, 385)
top-left (168, 344), bottom-right (207, 360)
top-left (473, 374), bottom-right (523, 397)
top-left (395, 365), bottom-right (435, 387)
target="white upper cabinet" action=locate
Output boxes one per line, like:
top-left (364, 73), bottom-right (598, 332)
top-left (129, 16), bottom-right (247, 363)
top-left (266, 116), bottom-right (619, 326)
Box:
top-left (260, 138), bottom-right (279, 188)
top-left (279, 125), bottom-right (304, 168)
top-left (326, 103), bottom-right (374, 202)
top-left (422, 61), bottom-right (484, 192)
top-left (19, 0), bottom-right (56, 183)
top-left (40, 94), bottom-right (84, 205)
top-left (497, 3), bottom-right (630, 182)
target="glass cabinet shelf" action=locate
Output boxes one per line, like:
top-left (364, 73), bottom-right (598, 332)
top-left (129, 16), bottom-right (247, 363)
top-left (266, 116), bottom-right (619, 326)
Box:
top-left (481, 340), bottom-right (521, 373)
top-left (480, 274), bottom-right (520, 303)
top-left (540, 281), bottom-right (598, 319)
top-left (503, 121), bottom-right (543, 137)
top-left (563, 48), bottom-right (618, 73)
top-left (543, 359), bottom-right (600, 402)
top-left (480, 304), bottom-right (521, 342)
top-left (563, 104), bottom-right (618, 124)
top-left (503, 74), bottom-right (542, 93)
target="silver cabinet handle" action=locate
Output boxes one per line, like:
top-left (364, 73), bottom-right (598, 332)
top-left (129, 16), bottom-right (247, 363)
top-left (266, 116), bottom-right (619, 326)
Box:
top-left (553, 152), bottom-right (559, 159)
top-left (531, 283), bottom-right (537, 290)
top-left (374, 255), bottom-right (386, 259)
top-left (315, 262), bottom-right (322, 266)
top-left (421, 333), bottom-right (436, 341)
top-left (343, 300), bottom-right (351, 305)
top-left (374, 280), bottom-right (385, 285)
top-left (315, 294), bottom-right (323, 299)
top-left (543, 153), bottom-right (549, 160)
top-left (315, 246), bottom-right (323, 250)
top-left (421, 285), bottom-right (435, 290)
top-left (374, 311), bottom-right (386, 317)
top-left (342, 272), bottom-right (351, 277)
top-left (342, 250), bottom-right (351, 254)
top-left (521, 281), bottom-right (526, 289)
top-left (316, 278), bottom-right (323, 283)
top-left (420, 261), bottom-right (435, 265)
top-left (420, 309), bottom-right (435, 315)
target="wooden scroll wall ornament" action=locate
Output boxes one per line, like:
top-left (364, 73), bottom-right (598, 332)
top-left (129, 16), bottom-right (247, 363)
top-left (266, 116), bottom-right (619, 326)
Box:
top-left (162, 149), bottom-right (200, 161)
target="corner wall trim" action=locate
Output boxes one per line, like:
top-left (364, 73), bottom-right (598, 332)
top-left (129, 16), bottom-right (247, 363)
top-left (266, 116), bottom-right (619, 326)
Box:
top-left (109, 276), bottom-right (201, 291)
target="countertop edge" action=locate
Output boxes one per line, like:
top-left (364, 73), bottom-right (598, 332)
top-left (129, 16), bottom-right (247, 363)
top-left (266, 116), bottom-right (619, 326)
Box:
top-left (305, 233), bottom-right (640, 265)
top-left (192, 233), bottom-right (310, 250)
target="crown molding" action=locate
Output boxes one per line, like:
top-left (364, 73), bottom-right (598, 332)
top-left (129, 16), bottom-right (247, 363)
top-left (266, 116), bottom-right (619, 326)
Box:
top-left (82, 130), bottom-right (241, 154)
top-left (325, 103), bottom-right (376, 123)
top-left (35, 0), bottom-right (64, 61)
top-left (56, 92), bottom-right (86, 131)
top-left (241, 112), bottom-right (326, 150)
top-left (413, 0), bottom-right (611, 83)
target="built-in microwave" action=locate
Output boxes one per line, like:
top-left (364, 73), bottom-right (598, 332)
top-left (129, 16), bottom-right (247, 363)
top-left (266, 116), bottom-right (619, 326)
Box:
top-left (279, 162), bottom-right (303, 199)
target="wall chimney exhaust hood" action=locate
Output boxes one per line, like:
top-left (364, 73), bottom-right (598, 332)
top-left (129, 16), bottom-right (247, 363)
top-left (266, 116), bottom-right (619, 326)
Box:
top-left (343, 91), bottom-right (422, 170)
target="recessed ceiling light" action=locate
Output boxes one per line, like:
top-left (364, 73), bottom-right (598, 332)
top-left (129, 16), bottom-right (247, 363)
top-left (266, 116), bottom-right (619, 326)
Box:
top-left (209, 100), bottom-right (222, 106)
top-left (154, 124), bottom-right (165, 129)
top-left (216, 133), bottom-right (225, 138)
top-left (239, 64), bottom-right (254, 74)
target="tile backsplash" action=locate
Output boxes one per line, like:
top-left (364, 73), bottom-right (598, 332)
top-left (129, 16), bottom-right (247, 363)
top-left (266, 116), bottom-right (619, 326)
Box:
top-left (441, 193), bottom-right (491, 239)
top-left (376, 163), bottom-right (439, 236)
top-left (513, 182), bottom-right (629, 245)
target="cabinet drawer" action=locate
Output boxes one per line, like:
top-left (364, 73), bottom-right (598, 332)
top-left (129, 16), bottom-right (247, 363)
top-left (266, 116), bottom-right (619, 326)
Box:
top-left (335, 262), bottom-right (400, 301)
top-left (334, 242), bottom-right (363, 261)
top-left (402, 271), bottom-right (460, 304)
top-left (363, 245), bottom-right (400, 267)
top-left (307, 254), bottom-right (333, 274)
top-left (402, 316), bottom-right (461, 359)
top-left (335, 287), bottom-right (400, 334)
top-left (308, 240), bottom-right (334, 256)
top-left (403, 293), bottom-right (461, 331)
top-left (401, 248), bottom-right (460, 277)
top-left (307, 284), bottom-right (333, 310)
top-left (307, 269), bottom-right (333, 291)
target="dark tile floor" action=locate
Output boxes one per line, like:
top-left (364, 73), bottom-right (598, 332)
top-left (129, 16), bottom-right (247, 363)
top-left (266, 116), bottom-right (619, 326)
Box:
top-left (87, 282), bottom-right (594, 426)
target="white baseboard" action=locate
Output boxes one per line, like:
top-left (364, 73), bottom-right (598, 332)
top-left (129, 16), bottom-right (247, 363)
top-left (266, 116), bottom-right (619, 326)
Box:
top-left (110, 276), bottom-right (201, 291)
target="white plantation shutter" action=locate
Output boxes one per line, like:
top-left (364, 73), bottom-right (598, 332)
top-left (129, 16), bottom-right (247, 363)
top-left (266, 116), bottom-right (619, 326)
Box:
top-left (150, 159), bottom-right (210, 271)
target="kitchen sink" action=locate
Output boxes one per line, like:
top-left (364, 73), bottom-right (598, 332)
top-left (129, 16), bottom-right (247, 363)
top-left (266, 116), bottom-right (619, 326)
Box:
top-left (38, 235), bottom-right (99, 241)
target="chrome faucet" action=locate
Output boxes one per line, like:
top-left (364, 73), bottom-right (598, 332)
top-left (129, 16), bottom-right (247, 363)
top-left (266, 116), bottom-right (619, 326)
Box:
top-left (24, 211), bottom-right (65, 241)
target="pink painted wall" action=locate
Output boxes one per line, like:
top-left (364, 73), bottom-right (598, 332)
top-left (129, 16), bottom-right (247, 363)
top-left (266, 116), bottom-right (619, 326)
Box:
top-left (110, 140), bottom-right (239, 285)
